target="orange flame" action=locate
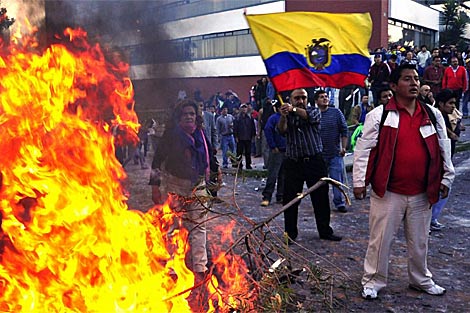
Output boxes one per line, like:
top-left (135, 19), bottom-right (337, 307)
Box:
top-left (0, 28), bottom-right (253, 312)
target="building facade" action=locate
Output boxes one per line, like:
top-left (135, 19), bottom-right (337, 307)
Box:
top-left (43, 0), bottom-right (441, 117)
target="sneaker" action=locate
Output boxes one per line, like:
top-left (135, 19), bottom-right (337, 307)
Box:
top-left (362, 286), bottom-right (378, 299)
top-left (433, 220), bottom-right (444, 227)
top-left (337, 205), bottom-right (348, 213)
top-left (260, 200), bottom-right (270, 207)
top-left (409, 284), bottom-right (446, 296)
top-left (430, 221), bottom-right (443, 231)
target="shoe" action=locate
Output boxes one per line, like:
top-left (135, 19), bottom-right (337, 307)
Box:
top-left (362, 286), bottom-right (378, 299)
top-left (254, 154), bottom-right (261, 158)
top-left (430, 221), bottom-right (443, 231)
top-left (319, 234), bottom-right (342, 241)
top-left (409, 284), bottom-right (446, 296)
top-left (432, 220), bottom-right (444, 227)
top-left (246, 165), bottom-right (253, 169)
top-left (337, 205), bottom-right (347, 213)
top-left (222, 165), bottom-right (228, 169)
top-left (260, 200), bottom-right (270, 207)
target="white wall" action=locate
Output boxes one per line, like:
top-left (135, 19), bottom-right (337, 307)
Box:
top-left (163, 1), bottom-right (285, 39)
top-left (389, 0), bottom-right (439, 31)
top-left (130, 55), bottom-right (267, 79)
top-left (130, 1), bottom-right (285, 79)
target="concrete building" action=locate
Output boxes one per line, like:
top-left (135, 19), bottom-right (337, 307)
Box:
top-left (43, 0), bottom-right (441, 118)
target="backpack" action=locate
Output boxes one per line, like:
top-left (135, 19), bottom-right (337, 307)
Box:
top-left (350, 104), bottom-right (437, 151)
top-left (379, 104), bottom-right (437, 131)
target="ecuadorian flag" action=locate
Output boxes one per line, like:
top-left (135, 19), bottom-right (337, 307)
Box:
top-left (245, 12), bottom-right (372, 92)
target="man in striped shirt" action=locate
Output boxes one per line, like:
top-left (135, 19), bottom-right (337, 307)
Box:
top-left (278, 88), bottom-right (342, 243)
top-left (315, 90), bottom-right (349, 213)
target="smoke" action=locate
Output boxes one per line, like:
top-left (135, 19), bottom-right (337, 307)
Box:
top-left (42, 1), bottom-right (175, 117)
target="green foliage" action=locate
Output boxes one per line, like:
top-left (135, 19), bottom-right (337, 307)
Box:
top-left (439, 0), bottom-right (469, 50)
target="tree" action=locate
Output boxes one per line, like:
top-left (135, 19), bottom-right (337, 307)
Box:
top-left (439, 0), bottom-right (469, 50)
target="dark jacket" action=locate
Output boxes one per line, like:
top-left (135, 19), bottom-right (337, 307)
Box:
top-left (234, 113), bottom-right (256, 141)
top-left (151, 126), bottom-right (218, 185)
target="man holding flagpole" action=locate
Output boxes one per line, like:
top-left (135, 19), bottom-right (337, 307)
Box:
top-left (278, 88), bottom-right (342, 242)
top-left (246, 11), bottom-right (373, 242)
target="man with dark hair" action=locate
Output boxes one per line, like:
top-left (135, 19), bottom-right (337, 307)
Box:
top-left (442, 56), bottom-right (467, 110)
top-left (315, 90), bottom-right (349, 213)
top-left (353, 64), bottom-right (455, 299)
top-left (377, 86), bottom-right (393, 106)
top-left (423, 55), bottom-right (444, 96)
top-left (278, 88), bottom-right (342, 242)
top-left (416, 45), bottom-right (431, 77)
top-left (216, 106), bottom-right (236, 168)
top-left (234, 103), bottom-right (256, 170)
top-left (369, 53), bottom-right (391, 105)
top-left (223, 92), bottom-right (241, 114)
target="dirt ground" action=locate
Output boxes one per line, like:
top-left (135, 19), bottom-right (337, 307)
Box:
top-left (123, 134), bottom-right (470, 312)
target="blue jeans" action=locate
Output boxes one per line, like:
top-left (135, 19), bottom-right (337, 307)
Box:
top-left (324, 155), bottom-right (346, 208)
top-left (220, 135), bottom-right (236, 166)
top-left (462, 91), bottom-right (470, 117)
top-left (262, 150), bottom-right (285, 202)
top-left (431, 189), bottom-right (451, 223)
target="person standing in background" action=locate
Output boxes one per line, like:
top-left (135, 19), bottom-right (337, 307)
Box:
top-left (216, 106), bottom-right (236, 168)
top-left (315, 90), bottom-right (349, 213)
top-left (442, 56), bottom-right (467, 110)
top-left (233, 103), bottom-right (256, 170)
top-left (260, 100), bottom-right (286, 207)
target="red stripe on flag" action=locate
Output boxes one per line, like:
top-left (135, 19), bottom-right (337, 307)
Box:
top-left (271, 68), bottom-right (367, 92)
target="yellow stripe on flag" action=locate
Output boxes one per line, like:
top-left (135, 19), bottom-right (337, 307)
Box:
top-left (245, 11), bottom-right (372, 59)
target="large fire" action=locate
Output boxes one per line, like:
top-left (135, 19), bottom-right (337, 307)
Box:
top-left (0, 27), bottom-right (253, 312)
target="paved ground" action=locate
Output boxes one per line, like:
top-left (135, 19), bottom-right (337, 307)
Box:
top-left (124, 124), bottom-right (470, 312)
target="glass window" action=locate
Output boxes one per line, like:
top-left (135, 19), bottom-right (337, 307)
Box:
top-left (126, 30), bottom-right (259, 65)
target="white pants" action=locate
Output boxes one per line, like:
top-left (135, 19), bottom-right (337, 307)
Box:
top-left (162, 173), bottom-right (209, 273)
top-left (362, 190), bottom-right (435, 291)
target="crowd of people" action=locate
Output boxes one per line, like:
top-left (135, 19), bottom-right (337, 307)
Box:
top-left (112, 45), bottom-right (464, 305)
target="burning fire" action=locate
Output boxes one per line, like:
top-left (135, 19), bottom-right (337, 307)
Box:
top-left (0, 28), bottom-right (253, 312)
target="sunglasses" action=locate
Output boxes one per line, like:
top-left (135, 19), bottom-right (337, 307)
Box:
top-left (293, 95), bottom-right (307, 100)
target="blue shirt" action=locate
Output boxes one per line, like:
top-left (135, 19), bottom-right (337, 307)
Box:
top-left (319, 107), bottom-right (348, 159)
top-left (264, 112), bottom-right (286, 151)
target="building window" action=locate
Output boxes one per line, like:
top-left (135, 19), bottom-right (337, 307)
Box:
top-left (388, 19), bottom-right (436, 49)
top-left (125, 30), bottom-right (259, 65)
